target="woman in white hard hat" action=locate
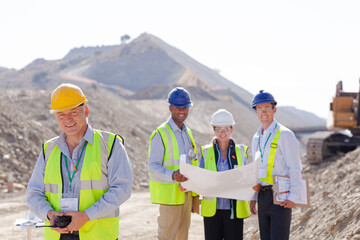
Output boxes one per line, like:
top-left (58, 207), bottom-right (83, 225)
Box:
top-left (199, 109), bottom-right (250, 240)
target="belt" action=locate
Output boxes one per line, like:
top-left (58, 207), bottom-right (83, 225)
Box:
top-left (260, 185), bottom-right (273, 191)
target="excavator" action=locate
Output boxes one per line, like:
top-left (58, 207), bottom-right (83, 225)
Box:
top-left (307, 80), bottom-right (360, 164)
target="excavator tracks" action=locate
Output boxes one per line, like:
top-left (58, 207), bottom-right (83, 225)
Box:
top-left (307, 131), bottom-right (359, 164)
top-left (307, 138), bottom-right (325, 164)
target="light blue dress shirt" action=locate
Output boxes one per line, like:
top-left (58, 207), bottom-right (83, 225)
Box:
top-left (148, 117), bottom-right (193, 182)
top-left (26, 125), bottom-right (133, 221)
top-left (251, 119), bottom-right (303, 203)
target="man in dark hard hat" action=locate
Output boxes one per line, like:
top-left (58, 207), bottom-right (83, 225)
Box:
top-left (250, 90), bottom-right (303, 240)
top-left (26, 83), bottom-right (133, 240)
top-left (148, 87), bottom-right (198, 240)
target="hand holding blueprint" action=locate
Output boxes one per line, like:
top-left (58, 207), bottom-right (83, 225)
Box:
top-left (180, 160), bottom-right (259, 200)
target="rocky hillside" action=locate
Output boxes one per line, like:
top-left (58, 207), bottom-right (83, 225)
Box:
top-left (0, 85), bottom-right (324, 193)
top-left (0, 32), bottom-right (325, 193)
top-left (0, 33), bottom-right (252, 104)
top-left (0, 67), bottom-right (9, 74)
top-left (0, 87), bottom-right (251, 192)
top-left (0, 86), bottom-right (250, 192)
top-left (0, 32), bottom-right (325, 127)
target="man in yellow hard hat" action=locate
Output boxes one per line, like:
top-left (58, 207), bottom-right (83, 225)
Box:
top-left (26, 83), bottom-right (133, 240)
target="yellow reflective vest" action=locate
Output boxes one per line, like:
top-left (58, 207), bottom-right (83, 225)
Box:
top-left (148, 122), bottom-right (198, 205)
top-left (43, 130), bottom-right (123, 240)
top-left (200, 143), bottom-right (250, 219)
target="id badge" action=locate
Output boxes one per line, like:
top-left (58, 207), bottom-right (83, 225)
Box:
top-left (61, 198), bottom-right (78, 213)
top-left (180, 154), bottom-right (187, 163)
top-left (188, 148), bottom-right (196, 161)
top-left (259, 167), bottom-right (267, 179)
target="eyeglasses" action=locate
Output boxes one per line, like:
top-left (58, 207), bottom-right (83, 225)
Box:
top-left (214, 127), bottom-right (232, 132)
top-left (256, 106), bottom-right (273, 113)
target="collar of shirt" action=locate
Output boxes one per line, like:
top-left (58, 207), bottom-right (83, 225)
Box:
top-left (55, 124), bottom-right (94, 157)
top-left (257, 119), bottom-right (278, 136)
top-left (167, 117), bottom-right (187, 132)
top-left (215, 148), bottom-right (230, 171)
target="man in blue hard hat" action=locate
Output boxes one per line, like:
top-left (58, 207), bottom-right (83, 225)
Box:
top-left (250, 90), bottom-right (303, 240)
top-left (148, 87), bottom-right (198, 240)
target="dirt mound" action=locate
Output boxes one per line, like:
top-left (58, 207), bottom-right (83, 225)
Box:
top-left (291, 149), bottom-right (360, 239)
top-left (243, 149), bottom-right (360, 239)
top-left (0, 89), bottom-right (57, 192)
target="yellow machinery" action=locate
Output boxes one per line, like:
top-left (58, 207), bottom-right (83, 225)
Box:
top-left (307, 80), bottom-right (360, 163)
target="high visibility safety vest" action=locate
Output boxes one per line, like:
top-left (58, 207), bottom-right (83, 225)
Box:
top-left (43, 129), bottom-right (123, 240)
top-left (148, 122), bottom-right (198, 205)
top-left (260, 125), bottom-right (283, 184)
top-left (200, 144), bottom-right (250, 219)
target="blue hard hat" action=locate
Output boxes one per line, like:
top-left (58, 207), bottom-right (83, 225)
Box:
top-left (252, 90), bottom-right (277, 109)
top-left (167, 87), bottom-right (193, 107)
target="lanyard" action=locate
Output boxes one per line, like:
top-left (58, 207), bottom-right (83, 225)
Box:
top-left (258, 123), bottom-right (277, 164)
top-left (64, 142), bottom-right (87, 189)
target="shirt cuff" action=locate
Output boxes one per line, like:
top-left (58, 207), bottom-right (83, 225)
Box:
top-left (165, 169), bottom-right (175, 182)
top-left (251, 192), bottom-right (258, 201)
top-left (287, 193), bottom-right (298, 203)
top-left (84, 207), bottom-right (97, 221)
top-left (42, 206), bottom-right (54, 221)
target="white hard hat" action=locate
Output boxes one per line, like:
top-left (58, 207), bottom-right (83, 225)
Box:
top-left (210, 109), bottom-right (235, 126)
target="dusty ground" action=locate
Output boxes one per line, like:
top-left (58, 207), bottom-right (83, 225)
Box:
top-left (0, 189), bottom-right (332, 240)
top-left (2, 190), bottom-right (205, 240)
top-left (3, 190), bottom-right (260, 240)
top-left (3, 149), bottom-right (360, 240)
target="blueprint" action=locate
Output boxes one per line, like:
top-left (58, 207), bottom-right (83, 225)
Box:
top-left (180, 160), bottom-right (259, 200)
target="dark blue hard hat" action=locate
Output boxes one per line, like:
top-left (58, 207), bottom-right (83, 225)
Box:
top-left (167, 87), bottom-right (193, 107)
top-left (252, 90), bottom-right (277, 109)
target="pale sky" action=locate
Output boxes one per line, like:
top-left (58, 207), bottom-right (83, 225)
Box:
top-left (1, 0), bottom-right (360, 118)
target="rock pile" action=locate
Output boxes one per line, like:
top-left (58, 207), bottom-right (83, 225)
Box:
top-left (243, 149), bottom-right (360, 240)
top-left (0, 87), bottom-right (213, 192)
top-left (292, 149), bottom-right (360, 240)
top-left (0, 89), bottom-right (57, 192)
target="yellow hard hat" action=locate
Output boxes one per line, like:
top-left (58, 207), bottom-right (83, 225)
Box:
top-left (50, 83), bottom-right (88, 113)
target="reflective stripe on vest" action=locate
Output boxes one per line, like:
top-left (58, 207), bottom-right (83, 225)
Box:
top-left (260, 126), bottom-right (283, 184)
top-left (43, 130), bottom-right (121, 240)
top-left (148, 122), bottom-right (197, 205)
top-left (200, 144), bottom-right (250, 219)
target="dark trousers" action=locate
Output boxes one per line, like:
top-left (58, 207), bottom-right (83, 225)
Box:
top-left (60, 233), bottom-right (118, 240)
top-left (203, 209), bottom-right (244, 240)
top-left (258, 189), bottom-right (292, 240)
top-left (60, 233), bottom-right (79, 240)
